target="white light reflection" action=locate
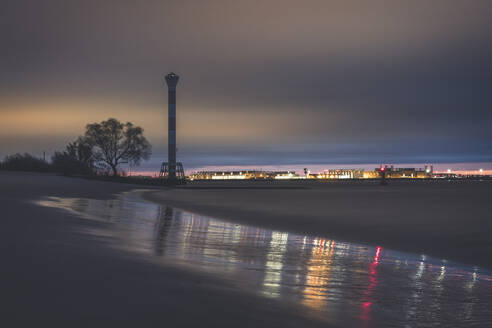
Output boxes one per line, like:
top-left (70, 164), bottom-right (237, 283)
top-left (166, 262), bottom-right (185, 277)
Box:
top-left (261, 231), bottom-right (288, 298)
top-left (437, 265), bottom-right (446, 282)
top-left (35, 192), bottom-right (492, 328)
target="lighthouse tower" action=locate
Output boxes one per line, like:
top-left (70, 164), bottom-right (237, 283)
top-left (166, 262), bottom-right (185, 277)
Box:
top-left (159, 72), bottom-right (185, 184)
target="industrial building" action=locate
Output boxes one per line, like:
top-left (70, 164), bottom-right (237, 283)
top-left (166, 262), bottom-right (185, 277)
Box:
top-left (316, 169), bottom-right (364, 179)
top-left (272, 171), bottom-right (303, 179)
top-left (188, 166), bottom-right (434, 180)
top-left (188, 170), bottom-right (302, 180)
top-left (378, 165), bottom-right (433, 179)
top-left (363, 170), bottom-right (380, 179)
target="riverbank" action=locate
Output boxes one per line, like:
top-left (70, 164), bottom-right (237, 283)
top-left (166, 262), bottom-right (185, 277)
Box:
top-left (0, 172), bottom-right (328, 327)
top-left (144, 179), bottom-right (492, 270)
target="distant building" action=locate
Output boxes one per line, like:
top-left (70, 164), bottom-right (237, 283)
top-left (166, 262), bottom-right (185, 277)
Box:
top-left (385, 167), bottom-right (430, 178)
top-left (189, 170), bottom-right (266, 180)
top-left (317, 169), bottom-right (364, 179)
top-left (272, 171), bottom-right (303, 179)
top-left (188, 170), bottom-right (302, 180)
top-left (188, 166), bottom-right (434, 180)
top-left (365, 166), bottom-right (433, 179)
top-left (363, 170), bottom-right (380, 179)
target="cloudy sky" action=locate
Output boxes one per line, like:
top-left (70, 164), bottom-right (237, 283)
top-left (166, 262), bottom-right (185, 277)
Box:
top-left (2, 0), bottom-right (491, 171)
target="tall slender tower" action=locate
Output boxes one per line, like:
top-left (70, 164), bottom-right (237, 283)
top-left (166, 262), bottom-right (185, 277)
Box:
top-left (165, 72), bottom-right (179, 182)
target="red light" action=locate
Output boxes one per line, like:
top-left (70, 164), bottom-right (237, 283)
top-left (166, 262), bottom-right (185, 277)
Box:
top-left (373, 246), bottom-right (382, 263)
top-left (381, 167), bottom-right (385, 172)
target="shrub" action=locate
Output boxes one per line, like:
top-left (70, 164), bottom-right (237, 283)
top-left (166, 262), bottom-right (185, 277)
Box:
top-left (1, 153), bottom-right (52, 172)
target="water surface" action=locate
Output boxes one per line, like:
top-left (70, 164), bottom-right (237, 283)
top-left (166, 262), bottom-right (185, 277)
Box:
top-left (37, 190), bottom-right (492, 327)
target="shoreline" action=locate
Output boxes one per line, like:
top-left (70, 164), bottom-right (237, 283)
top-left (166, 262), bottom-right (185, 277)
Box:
top-left (0, 172), bottom-right (328, 327)
top-left (2, 172), bottom-right (491, 326)
top-left (143, 179), bottom-right (492, 270)
top-left (5, 171), bottom-right (489, 270)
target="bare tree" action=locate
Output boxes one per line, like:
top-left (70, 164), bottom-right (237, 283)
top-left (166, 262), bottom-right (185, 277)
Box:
top-left (83, 118), bottom-right (151, 176)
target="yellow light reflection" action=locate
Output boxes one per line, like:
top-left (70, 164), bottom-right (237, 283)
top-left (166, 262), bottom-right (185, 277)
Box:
top-left (301, 239), bottom-right (334, 310)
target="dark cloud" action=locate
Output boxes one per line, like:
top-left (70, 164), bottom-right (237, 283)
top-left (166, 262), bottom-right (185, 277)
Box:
top-left (1, 0), bottom-right (491, 167)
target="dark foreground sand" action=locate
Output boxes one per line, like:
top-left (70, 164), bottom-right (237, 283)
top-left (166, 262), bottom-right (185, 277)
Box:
top-left (2, 172), bottom-right (491, 326)
top-left (145, 179), bottom-right (492, 270)
top-left (0, 172), bottom-right (328, 327)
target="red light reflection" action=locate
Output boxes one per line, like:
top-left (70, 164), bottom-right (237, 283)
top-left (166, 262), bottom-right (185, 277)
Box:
top-left (361, 246), bottom-right (382, 327)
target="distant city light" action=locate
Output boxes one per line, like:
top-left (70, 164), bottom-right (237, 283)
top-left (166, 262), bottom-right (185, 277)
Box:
top-left (185, 165), bottom-right (486, 181)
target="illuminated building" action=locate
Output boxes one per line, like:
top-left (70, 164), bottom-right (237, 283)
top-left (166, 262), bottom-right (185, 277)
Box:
top-left (188, 166), bottom-right (436, 180)
top-left (382, 166), bottom-right (432, 179)
top-left (362, 166), bottom-right (433, 179)
top-left (188, 171), bottom-right (257, 180)
top-left (272, 171), bottom-right (304, 179)
top-left (363, 170), bottom-right (380, 179)
top-left (303, 167), bottom-right (432, 180)
top-left (318, 169), bottom-right (364, 179)
top-left (188, 170), bottom-right (302, 180)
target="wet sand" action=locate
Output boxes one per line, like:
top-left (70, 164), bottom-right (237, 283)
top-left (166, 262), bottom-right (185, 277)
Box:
top-left (35, 190), bottom-right (492, 327)
top-left (0, 172), bottom-right (328, 327)
top-left (2, 172), bottom-right (491, 326)
top-left (144, 179), bottom-right (492, 270)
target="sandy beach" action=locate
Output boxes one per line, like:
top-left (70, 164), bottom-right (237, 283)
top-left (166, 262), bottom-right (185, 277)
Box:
top-left (2, 172), bottom-right (491, 327)
top-left (145, 179), bottom-right (492, 270)
top-left (0, 172), bottom-right (328, 327)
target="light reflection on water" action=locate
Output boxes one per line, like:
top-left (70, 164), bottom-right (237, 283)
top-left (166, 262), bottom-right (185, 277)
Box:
top-left (37, 191), bottom-right (492, 327)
